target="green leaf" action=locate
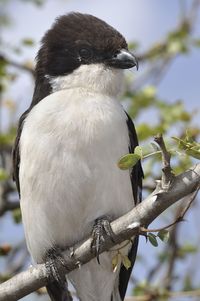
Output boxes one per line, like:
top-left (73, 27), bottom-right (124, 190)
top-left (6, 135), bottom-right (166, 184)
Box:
top-left (148, 233), bottom-right (158, 247)
top-left (172, 134), bottom-right (200, 160)
top-left (158, 230), bottom-right (170, 243)
top-left (118, 154), bottom-right (140, 170)
top-left (134, 146), bottom-right (143, 158)
top-left (118, 146), bottom-right (143, 170)
top-left (122, 255), bottom-right (132, 270)
top-left (186, 146), bottom-right (200, 160)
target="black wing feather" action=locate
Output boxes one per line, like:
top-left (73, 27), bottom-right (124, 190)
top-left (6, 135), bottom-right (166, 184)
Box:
top-left (12, 109), bottom-right (31, 195)
top-left (118, 112), bottom-right (143, 300)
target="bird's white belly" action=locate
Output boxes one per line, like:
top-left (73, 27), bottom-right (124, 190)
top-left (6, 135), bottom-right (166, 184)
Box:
top-left (19, 89), bottom-right (133, 263)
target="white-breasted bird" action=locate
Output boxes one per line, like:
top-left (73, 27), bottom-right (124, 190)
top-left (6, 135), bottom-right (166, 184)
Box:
top-left (13, 12), bottom-right (143, 301)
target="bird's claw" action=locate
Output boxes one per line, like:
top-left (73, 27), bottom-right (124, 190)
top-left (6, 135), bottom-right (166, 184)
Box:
top-left (91, 216), bottom-right (115, 264)
top-left (45, 248), bottom-right (66, 285)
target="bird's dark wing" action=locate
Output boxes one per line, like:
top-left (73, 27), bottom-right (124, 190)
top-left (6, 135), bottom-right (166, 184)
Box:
top-left (118, 112), bottom-right (143, 300)
top-left (12, 109), bottom-right (31, 195)
top-left (46, 281), bottom-right (73, 301)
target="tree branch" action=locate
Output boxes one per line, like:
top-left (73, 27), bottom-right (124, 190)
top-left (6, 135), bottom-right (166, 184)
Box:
top-left (0, 54), bottom-right (35, 77)
top-left (0, 163), bottom-right (199, 301)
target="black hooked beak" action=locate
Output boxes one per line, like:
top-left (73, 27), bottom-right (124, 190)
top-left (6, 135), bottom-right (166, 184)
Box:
top-left (106, 49), bottom-right (139, 70)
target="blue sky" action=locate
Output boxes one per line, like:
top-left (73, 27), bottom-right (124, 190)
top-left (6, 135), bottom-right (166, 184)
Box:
top-left (1, 1), bottom-right (200, 300)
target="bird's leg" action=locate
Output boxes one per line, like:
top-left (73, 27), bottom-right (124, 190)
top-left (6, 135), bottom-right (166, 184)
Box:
top-left (45, 247), bottom-right (67, 285)
top-left (91, 216), bottom-right (116, 264)
top-left (45, 247), bottom-right (73, 301)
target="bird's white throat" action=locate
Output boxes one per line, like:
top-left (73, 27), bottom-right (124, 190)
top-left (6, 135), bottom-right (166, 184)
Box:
top-left (48, 63), bottom-right (124, 97)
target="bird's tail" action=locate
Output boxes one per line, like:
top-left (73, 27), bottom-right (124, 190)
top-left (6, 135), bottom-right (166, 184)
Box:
top-left (46, 281), bottom-right (73, 301)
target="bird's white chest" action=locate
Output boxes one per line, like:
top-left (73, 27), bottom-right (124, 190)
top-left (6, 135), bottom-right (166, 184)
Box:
top-left (19, 89), bottom-right (133, 263)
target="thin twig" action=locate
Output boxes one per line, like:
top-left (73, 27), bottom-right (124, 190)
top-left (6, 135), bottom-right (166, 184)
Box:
top-left (154, 134), bottom-right (174, 189)
top-left (163, 207), bottom-right (181, 290)
top-left (179, 186), bottom-right (200, 218)
top-left (140, 186), bottom-right (200, 234)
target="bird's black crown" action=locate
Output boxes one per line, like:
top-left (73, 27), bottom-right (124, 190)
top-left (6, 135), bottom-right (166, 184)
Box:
top-left (35, 12), bottom-right (127, 78)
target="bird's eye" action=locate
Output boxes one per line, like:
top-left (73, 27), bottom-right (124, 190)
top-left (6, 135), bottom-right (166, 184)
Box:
top-left (79, 48), bottom-right (92, 59)
top-left (113, 51), bottom-right (120, 58)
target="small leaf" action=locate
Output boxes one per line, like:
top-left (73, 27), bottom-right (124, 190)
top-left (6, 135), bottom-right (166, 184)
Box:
top-left (172, 135), bottom-right (200, 160)
top-left (134, 146), bottom-right (143, 158)
top-left (122, 255), bottom-right (131, 270)
top-left (148, 233), bottom-right (158, 247)
top-left (118, 154), bottom-right (140, 170)
top-left (186, 147), bottom-right (200, 160)
top-left (158, 230), bottom-right (170, 243)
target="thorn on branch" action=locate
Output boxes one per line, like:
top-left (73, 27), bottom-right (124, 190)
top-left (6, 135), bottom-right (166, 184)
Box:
top-left (154, 134), bottom-right (174, 190)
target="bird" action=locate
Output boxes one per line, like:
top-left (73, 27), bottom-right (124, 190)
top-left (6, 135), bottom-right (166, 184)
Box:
top-left (12, 12), bottom-right (143, 301)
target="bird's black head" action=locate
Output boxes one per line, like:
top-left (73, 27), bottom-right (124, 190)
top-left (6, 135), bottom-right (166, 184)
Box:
top-left (32, 13), bottom-right (138, 105)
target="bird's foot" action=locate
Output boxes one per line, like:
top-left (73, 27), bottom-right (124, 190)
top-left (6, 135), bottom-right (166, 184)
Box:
top-left (91, 216), bottom-right (115, 264)
top-left (45, 247), bottom-right (67, 285)
top-left (45, 248), bottom-right (73, 301)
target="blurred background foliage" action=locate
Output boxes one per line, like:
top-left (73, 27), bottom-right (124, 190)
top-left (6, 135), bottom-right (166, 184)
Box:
top-left (0, 0), bottom-right (200, 300)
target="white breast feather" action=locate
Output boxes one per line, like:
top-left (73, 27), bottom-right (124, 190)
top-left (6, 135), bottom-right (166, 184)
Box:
top-left (19, 64), bottom-right (134, 301)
